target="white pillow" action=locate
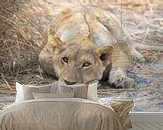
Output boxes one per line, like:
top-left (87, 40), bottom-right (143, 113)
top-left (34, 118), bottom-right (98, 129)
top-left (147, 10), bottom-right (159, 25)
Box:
top-left (15, 82), bottom-right (58, 103)
top-left (15, 82), bottom-right (25, 103)
top-left (58, 83), bottom-right (88, 99)
top-left (15, 81), bottom-right (98, 102)
top-left (32, 93), bottom-right (74, 99)
top-left (58, 81), bottom-right (98, 101)
top-left (87, 82), bottom-right (98, 101)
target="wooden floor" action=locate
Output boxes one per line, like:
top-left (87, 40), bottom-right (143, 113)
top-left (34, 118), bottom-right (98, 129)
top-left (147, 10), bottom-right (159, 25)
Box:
top-left (129, 122), bottom-right (163, 130)
top-left (129, 112), bottom-right (163, 130)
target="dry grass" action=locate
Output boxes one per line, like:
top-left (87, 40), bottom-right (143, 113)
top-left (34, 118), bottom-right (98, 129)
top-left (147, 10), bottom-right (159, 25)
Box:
top-left (0, 1), bottom-right (59, 98)
top-left (0, 1), bottom-right (55, 76)
top-left (0, 1), bottom-right (56, 109)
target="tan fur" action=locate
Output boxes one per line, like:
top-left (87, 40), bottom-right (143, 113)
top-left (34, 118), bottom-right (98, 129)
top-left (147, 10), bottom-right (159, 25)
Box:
top-left (48, 36), bottom-right (113, 84)
top-left (39, 5), bottom-right (144, 88)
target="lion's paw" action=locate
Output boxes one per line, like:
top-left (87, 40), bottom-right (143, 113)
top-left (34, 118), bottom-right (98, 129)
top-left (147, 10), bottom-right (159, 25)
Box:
top-left (131, 49), bottom-right (145, 62)
top-left (109, 70), bottom-right (134, 88)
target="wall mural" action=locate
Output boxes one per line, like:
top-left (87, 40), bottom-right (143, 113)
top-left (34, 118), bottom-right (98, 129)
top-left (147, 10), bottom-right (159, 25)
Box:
top-left (0, 0), bottom-right (163, 113)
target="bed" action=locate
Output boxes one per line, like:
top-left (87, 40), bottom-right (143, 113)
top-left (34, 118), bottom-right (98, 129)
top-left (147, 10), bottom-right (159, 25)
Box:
top-left (0, 98), bottom-right (125, 130)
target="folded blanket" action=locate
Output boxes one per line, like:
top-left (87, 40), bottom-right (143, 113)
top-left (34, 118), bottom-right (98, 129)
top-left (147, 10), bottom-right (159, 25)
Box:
top-left (0, 98), bottom-right (125, 130)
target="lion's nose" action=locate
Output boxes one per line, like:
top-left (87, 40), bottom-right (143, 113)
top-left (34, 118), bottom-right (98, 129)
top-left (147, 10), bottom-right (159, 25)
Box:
top-left (64, 80), bottom-right (77, 85)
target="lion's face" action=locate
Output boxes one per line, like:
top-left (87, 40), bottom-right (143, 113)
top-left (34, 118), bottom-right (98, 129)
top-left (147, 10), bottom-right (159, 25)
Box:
top-left (48, 35), bottom-right (113, 85)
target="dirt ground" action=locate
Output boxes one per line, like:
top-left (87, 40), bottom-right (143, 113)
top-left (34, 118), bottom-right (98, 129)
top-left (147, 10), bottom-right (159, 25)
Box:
top-left (98, 2), bottom-right (163, 111)
top-left (0, 0), bottom-right (163, 112)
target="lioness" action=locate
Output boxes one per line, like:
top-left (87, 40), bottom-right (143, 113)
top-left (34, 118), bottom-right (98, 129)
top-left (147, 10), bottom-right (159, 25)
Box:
top-left (38, 5), bottom-right (145, 88)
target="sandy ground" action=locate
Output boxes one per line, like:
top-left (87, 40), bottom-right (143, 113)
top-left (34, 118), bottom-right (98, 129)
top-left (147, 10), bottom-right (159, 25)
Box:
top-left (0, 1), bottom-right (163, 112)
top-left (98, 2), bottom-right (163, 111)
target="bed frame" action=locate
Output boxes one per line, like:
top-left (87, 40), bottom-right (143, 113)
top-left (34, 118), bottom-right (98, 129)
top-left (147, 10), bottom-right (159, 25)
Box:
top-left (129, 112), bottom-right (163, 130)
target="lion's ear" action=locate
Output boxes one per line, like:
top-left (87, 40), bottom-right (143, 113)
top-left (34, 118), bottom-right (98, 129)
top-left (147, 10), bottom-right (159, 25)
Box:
top-left (97, 46), bottom-right (114, 63)
top-left (48, 35), bottom-right (63, 50)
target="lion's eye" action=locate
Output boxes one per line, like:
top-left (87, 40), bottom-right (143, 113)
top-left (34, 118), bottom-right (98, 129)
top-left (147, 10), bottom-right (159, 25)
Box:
top-left (62, 57), bottom-right (68, 64)
top-left (82, 62), bottom-right (91, 68)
